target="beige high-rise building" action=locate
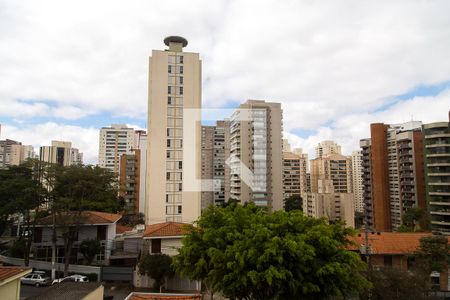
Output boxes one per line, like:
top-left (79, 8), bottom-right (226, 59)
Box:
top-left (228, 100), bottom-right (283, 210)
top-left (0, 140), bottom-right (35, 168)
top-left (308, 153), bottom-right (354, 226)
top-left (146, 36), bottom-right (202, 224)
top-left (39, 141), bottom-right (82, 166)
top-left (282, 142), bottom-right (308, 202)
top-left (315, 140), bottom-right (342, 158)
top-left (98, 124), bottom-right (138, 174)
top-left (351, 150), bottom-right (364, 213)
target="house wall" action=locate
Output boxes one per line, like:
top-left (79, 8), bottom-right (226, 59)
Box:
top-left (0, 279), bottom-right (21, 300)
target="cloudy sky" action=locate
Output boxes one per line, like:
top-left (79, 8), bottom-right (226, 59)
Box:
top-left (1, 0), bottom-right (450, 164)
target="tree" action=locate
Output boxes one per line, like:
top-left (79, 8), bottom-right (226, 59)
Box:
top-left (139, 254), bottom-right (174, 292)
top-left (0, 161), bottom-right (46, 265)
top-left (415, 235), bottom-right (450, 274)
top-left (401, 207), bottom-right (430, 232)
top-left (51, 164), bottom-right (120, 275)
top-left (79, 239), bottom-right (101, 264)
top-left (283, 194), bottom-right (302, 212)
top-left (365, 267), bottom-right (431, 300)
top-left (173, 203), bottom-right (370, 299)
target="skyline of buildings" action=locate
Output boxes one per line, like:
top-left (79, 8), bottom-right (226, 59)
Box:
top-left (1, 37), bottom-right (449, 235)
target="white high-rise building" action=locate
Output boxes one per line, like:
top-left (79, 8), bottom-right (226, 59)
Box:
top-left (146, 36), bottom-right (202, 224)
top-left (98, 124), bottom-right (138, 174)
top-left (351, 151), bottom-right (364, 213)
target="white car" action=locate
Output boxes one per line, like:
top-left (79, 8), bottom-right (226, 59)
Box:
top-left (52, 274), bottom-right (89, 285)
top-left (21, 272), bottom-right (51, 287)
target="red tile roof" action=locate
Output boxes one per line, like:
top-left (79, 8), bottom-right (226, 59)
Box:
top-left (116, 224), bottom-right (133, 234)
top-left (0, 267), bottom-right (32, 285)
top-left (144, 222), bottom-right (193, 238)
top-left (349, 232), bottom-right (450, 254)
top-left (37, 211), bottom-right (122, 226)
top-left (127, 293), bottom-right (202, 300)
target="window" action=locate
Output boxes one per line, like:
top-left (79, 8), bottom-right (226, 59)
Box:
top-left (168, 97), bottom-right (172, 105)
top-left (179, 87), bottom-right (183, 95)
top-left (178, 205), bottom-right (182, 214)
top-left (179, 76), bottom-right (183, 84)
top-left (178, 183), bottom-right (182, 191)
top-left (151, 239), bottom-right (161, 254)
top-left (178, 161), bottom-right (183, 169)
top-left (168, 86), bottom-right (173, 94)
top-left (167, 140), bottom-right (171, 147)
top-left (180, 66), bottom-right (183, 74)
top-left (166, 194), bottom-right (169, 203)
top-left (166, 172), bottom-right (170, 180)
top-left (178, 56), bottom-right (183, 64)
top-left (166, 151), bottom-right (170, 158)
top-left (168, 65), bottom-right (172, 73)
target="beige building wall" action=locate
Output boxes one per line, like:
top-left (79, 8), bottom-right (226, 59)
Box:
top-left (315, 140), bottom-right (342, 158)
top-left (146, 37), bottom-right (202, 224)
top-left (39, 140), bottom-right (82, 166)
top-left (228, 100), bottom-right (283, 210)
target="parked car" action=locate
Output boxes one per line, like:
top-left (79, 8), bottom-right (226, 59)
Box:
top-left (52, 274), bottom-right (89, 285)
top-left (21, 272), bottom-right (51, 287)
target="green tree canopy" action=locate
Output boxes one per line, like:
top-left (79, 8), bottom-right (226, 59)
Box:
top-left (139, 254), bottom-right (174, 291)
top-left (415, 235), bottom-right (450, 274)
top-left (173, 203), bottom-right (370, 299)
top-left (283, 194), bottom-right (302, 212)
top-left (79, 239), bottom-right (101, 264)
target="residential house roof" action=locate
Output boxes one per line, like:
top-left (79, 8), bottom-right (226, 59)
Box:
top-left (27, 282), bottom-right (103, 300)
top-left (125, 293), bottom-right (202, 300)
top-left (143, 222), bottom-right (192, 238)
top-left (0, 267), bottom-right (32, 286)
top-left (36, 211), bottom-right (122, 226)
top-left (349, 232), bottom-right (450, 255)
top-left (116, 224), bottom-right (133, 234)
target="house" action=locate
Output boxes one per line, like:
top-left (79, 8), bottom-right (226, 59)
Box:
top-left (350, 232), bottom-right (450, 291)
top-left (27, 282), bottom-right (104, 300)
top-left (0, 266), bottom-right (32, 300)
top-left (132, 222), bottom-right (199, 291)
top-left (32, 211), bottom-right (121, 264)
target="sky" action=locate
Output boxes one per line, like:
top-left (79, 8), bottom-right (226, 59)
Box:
top-left (1, 0), bottom-right (450, 164)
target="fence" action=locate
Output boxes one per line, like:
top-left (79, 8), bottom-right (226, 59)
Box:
top-left (0, 255), bottom-right (101, 281)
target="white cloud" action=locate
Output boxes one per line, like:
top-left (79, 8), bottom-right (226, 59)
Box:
top-left (0, 0), bottom-right (450, 163)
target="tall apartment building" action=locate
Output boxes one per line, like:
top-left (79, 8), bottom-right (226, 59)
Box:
top-left (360, 121), bottom-right (425, 231)
top-left (228, 100), bottom-right (283, 210)
top-left (201, 121), bottom-right (230, 209)
top-left (282, 141), bottom-right (309, 203)
top-left (146, 36), bottom-right (202, 224)
top-left (351, 151), bottom-right (364, 212)
top-left (423, 112), bottom-right (450, 235)
top-left (0, 140), bottom-right (35, 168)
top-left (118, 130), bottom-right (147, 216)
top-left (39, 141), bottom-right (83, 166)
top-left (307, 153), bottom-right (354, 226)
top-left (315, 140), bottom-right (342, 158)
top-left (98, 124), bottom-right (138, 174)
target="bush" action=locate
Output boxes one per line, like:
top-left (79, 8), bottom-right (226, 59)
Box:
top-left (9, 239), bottom-right (25, 258)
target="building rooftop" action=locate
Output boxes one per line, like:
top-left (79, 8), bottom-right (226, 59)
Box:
top-left (144, 222), bottom-right (192, 238)
top-left (349, 232), bottom-right (450, 255)
top-left (36, 211), bottom-right (121, 226)
top-left (0, 266), bottom-right (31, 286)
top-left (27, 282), bottom-right (102, 300)
top-left (164, 36), bottom-right (188, 47)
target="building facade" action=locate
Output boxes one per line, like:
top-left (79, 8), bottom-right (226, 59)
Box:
top-left (315, 140), bottom-right (342, 159)
top-left (361, 121), bottom-right (425, 231)
top-left (146, 36), bottom-right (202, 224)
top-left (0, 140), bottom-right (35, 169)
top-left (228, 100), bottom-right (283, 210)
top-left (423, 113), bottom-right (450, 235)
top-left (39, 141), bottom-right (82, 166)
top-left (98, 124), bottom-right (138, 174)
top-left (352, 150), bottom-right (364, 213)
